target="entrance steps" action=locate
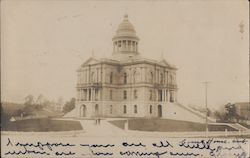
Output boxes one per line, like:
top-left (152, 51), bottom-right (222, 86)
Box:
top-left (78, 119), bottom-right (126, 136)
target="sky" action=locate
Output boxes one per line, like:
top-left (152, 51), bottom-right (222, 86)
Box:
top-left (1, 0), bottom-right (249, 110)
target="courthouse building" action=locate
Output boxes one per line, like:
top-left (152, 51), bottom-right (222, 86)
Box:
top-left (67, 15), bottom-right (214, 123)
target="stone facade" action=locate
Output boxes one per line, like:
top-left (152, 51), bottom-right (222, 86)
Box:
top-left (75, 15), bottom-right (178, 118)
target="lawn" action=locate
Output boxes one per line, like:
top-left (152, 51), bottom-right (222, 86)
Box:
top-left (109, 118), bottom-right (237, 132)
top-left (2, 118), bottom-right (83, 132)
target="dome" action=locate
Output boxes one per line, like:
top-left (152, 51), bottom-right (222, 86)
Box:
top-left (116, 14), bottom-right (137, 37)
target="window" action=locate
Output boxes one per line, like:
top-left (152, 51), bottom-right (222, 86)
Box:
top-left (84, 89), bottom-right (87, 101)
top-left (157, 70), bottom-right (159, 83)
top-left (170, 74), bottom-right (173, 84)
top-left (95, 104), bottom-right (99, 115)
top-left (123, 90), bottom-right (127, 100)
top-left (150, 72), bottom-right (153, 83)
top-left (134, 105), bottom-right (137, 114)
top-left (110, 72), bottom-right (113, 84)
top-left (134, 89), bottom-right (138, 99)
top-left (150, 105), bottom-right (153, 114)
top-left (95, 89), bottom-right (98, 101)
top-left (170, 91), bottom-right (174, 102)
top-left (158, 90), bottom-right (162, 101)
top-left (149, 90), bottom-right (153, 101)
top-left (91, 72), bottom-right (95, 83)
top-left (110, 105), bottom-right (113, 114)
top-left (123, 105), bottom-right (127, 114)
top-left (110, 90), bottom-right (112, 100)
top-left (89, 89), bottom-right (91, 101)
top-left (133, 71), bottom-right (136, 83)
top-left (124, 73), bottom-right (127, 84)
top-left (160, 73), bottom-right (163, 84)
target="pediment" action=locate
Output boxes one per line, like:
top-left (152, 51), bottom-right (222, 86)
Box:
top-left (160, 59), bottom-right (171, 67)
top-left (81, 57), bottom-right (100, 66)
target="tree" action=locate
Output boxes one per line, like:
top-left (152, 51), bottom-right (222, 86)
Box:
top-left (207, 108), bottom-right (212, 117)
top-left (24, 95), bottom-right (34, 105)
top-left (63, 98), bottom-right (76, 113)
top-left (225, 103), bottom-right (239, 122)
top-left (36, 94), bottom-right (44, 105)
top-left (57, 96), bottom-right (64, 105)
top-left (213, 110), bottom-right (226, 122)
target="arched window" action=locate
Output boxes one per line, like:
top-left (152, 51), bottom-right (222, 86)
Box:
top-left (123, 90), bottom-right (127, 100)
top-left (123, 105), bottom-right (127, 114)
top-left (110, 72), bottom-right (113, 84)
top-left (110, 105), bottom-right (113, 114)
top-left (134, 105), bottom-right (137, 114)
top-left (134, 89), bottom-right (138, 99)
top-left (150, 105), bottom-right (153, 114)
top-left (124, 73), bottom-right (127, 84)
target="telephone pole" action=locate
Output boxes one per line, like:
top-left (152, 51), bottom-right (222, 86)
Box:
top-left (202, 81), bottom-right (211, 137)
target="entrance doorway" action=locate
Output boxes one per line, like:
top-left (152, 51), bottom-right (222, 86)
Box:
top-left (95, 104), bottom-right (99, 116)
top-left (158, 105), bottom-right (162, 117)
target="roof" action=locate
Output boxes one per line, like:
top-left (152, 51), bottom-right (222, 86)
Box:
top-left (113, 14), bottom-right (139, 40)
top-left (79, 56), bottom-right (177, 70)
top-left (116, 15), bottom-right (137, 37)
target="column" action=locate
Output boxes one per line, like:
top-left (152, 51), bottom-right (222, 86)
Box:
top-left (169, 91), bottom-right (172, 102)
top-left (84, 70), bottom-right (86, 83)
top-left (87, 88), bottom-right (89, 101)
top-left (126, 40), bottom-right (128, 51)
top-left (96, 68), bottom-right (99, 83)
top-left (98, 89), bottom-right (101, 100)
top-left (175, 91), bottom-right (177, 102)
top-left (133, 41), bottom-right (135, 51)
top-left (86, 69), bottom-right (89, 83)
top-left (128, 41), bottom-right (132, 51)
top-left (91, 88), bottom-right (94, 101)
top-left (162, 89), bottom-right (164, 102)
top-left (77, 89), bottom-right (79, 101)
top-left (131, 41), bottom-right (133, 51)
top-left (118, 41), bottom-right (120, 51)
top-left (134, 42), bottom-right (136, 51)
top-left (173, 91), bottom-right (175, 102)
top-left (166, 89), bottom-right (168, 102)
top-left (156, 89), bottom-right (158, 101)
top-left (81, 89), bottom-right (83, 101)
top-left (122, 40), bottom-right (124, 51)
